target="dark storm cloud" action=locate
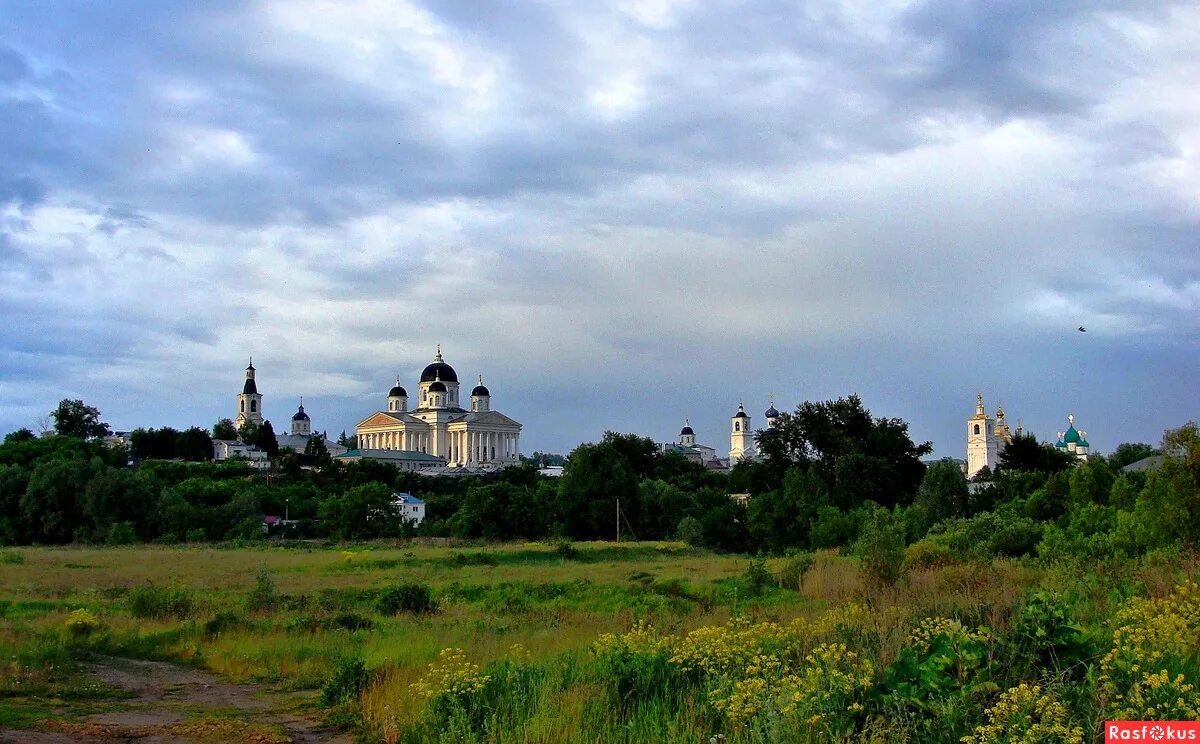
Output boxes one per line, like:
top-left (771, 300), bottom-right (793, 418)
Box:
top-left (0, 1), bottom-right (1196, 453)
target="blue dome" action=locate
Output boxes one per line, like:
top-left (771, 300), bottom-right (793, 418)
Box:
top-left (471, 384), bottom-right (490, 396)
top-left (292, 405), bottom-right (309, 421)
top-left (680, 425), bottom-right (694, 436)
top-left (765, 405), bottom-right (780, 418)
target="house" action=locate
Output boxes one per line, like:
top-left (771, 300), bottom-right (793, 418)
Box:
top-left (212, 440), bottom-right (270, 469)
top-left (394, 492), bottom-right (425, 527)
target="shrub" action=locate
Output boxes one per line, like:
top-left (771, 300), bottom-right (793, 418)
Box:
top-left (185, 527), bottom-right (207, 542)
top-left (376, 582), bottom-right (438, 616)
top-left (246, 568), bottom-right (280, 613)
top-left (128, 583), bottom-right (194, 619)
top-left (331, 611), bottom-right (374, 631)
top-left (204, 611), bottom-right (244, 635)
top-left (776, 551), bottom-right (814, 590)
top-left (743, 555), bottom-right (773, 597)
top-left (676, 516), bottom-right (704, 547)
top-left (105, 521), bottom-right (137, 545)
top-left (856, 509), bottom-right (905, 590)
top-left (0, 550), bottom-right (23, 565)
top-left (321, 656), bottom-right (368, 706)
top-left (553, 539), bottom-right (578, 560)
top-left (64, 608), bottom-right (100, 639)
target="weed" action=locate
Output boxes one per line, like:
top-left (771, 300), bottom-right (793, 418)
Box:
top-left (246, 568), bottom-right (280, 613)
top-left (376, 582), bottom-right (438, 616)
top-left (127, 583), bottom-right (194, 619)
top-left (0, 550), bottom-right (24, 565)
top-left (321, 656), bottom-right (368, 706)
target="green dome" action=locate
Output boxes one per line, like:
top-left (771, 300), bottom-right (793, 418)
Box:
top-left (1054, 440), bottom-right (1068, 449)
top-left (1078, 438), bottom-right (1090, 448)
top-left (1063, 425), bottom-right (1081, 444)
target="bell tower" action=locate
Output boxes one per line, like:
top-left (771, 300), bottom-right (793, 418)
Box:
top-left (966, 393), bottom-right (997, 478)
top-left (729, 403), bottom-right (755, 463)
top-left (235, 358), bottom-right (264, 428)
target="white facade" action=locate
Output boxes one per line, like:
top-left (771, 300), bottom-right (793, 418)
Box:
top-left (355, 348), bottom-right (522, 467)
top-left (966, 394), bottom-right (1016, 478)
top-left (212, 439), bottom-right (269, 469)
top-left (394, 492), bottom-right (426, 526)
top-left (729, 403), bottom-right (756, 463)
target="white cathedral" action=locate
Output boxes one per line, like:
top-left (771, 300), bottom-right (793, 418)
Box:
top-left (353, 347), bottom-right (522, 467)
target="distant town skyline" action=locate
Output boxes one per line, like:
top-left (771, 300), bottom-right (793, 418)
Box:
top-left (1, 2), bottom-right (1196, 458)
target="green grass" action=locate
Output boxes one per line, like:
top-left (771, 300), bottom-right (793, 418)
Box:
top-left (2, 541), bottom-right (1197, 741)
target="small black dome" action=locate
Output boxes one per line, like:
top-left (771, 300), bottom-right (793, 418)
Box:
top-left (765, 405), bottom-right (780, 418)
top-left (680, 425), bottom-right (694, 436)
top-left (292, 406), bottom-right (309, 421)
top-left (243, 379), bottom-right (258, 395)
top-left (471, 384), bottom-right (490, 396)
top-left (429, 381), bottom-right (447, 392)
top-left (733, 408), bottom-right (749, 419)
top-left (389, 385), bottom-right (407, 397)
top-left (420, 362), bottom-right (457, 383)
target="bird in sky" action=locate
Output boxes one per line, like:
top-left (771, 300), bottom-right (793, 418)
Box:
top-left (1078, 326), bottom-right (1087, 332)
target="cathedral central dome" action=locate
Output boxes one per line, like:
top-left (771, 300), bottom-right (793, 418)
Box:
top-left (420, 347), bottom-right (458, 383)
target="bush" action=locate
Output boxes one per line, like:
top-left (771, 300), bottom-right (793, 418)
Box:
top-left (64, 608), bottom-right (100, 638)
top-left (246, 568), bottom-right (280, 613)
top-left (743, 555), bottom-right (773, 597)
top-left (204, 611), bottom-right (244, 635)
top-left (776, 551), bottom-right (814, 590)
top-left (105, 521), bottom-right (137, 545)
top-left (330, 611), bottom-right (374, 631)
top-left (0, 550), bottom-right (23, 565)
top-left (185, 527), bottom-right (207, 543)
top-left (376, 582), bottom-right (438, 616)
top-left (856, 509), bottom-right (905, 590)
top-left (321, 656), bottom-right (368, 706)
top-left (553, 539), bottom-right (578, 560)
top-left (676, 516), bottom-right (704, 547)
top-left (128, 583), bottom-right (194, 619)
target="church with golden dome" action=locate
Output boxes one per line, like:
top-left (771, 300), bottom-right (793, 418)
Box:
top-left (352, 347), bottom-right (522, 467)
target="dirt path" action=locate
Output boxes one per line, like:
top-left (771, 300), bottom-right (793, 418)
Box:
top-left (0, 656), bottom-right (353, 744)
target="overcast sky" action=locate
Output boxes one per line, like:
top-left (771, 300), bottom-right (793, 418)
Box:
top-left (1, 0), bottom-right (1197, 457)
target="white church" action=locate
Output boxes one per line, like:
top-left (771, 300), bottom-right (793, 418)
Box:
top-left (352, 347), bottom-right (522, 468)
top-left (966, 394), bottom-right (1090, 477)
top-left (661, 401), bottom-right (780, 469)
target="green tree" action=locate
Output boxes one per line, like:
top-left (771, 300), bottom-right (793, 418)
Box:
top-left (556, 439), bottom-right (638, 539)
top-left (755, 395), bottom-right (932, 507)
top-left (0, 463), bottom-right (32, 543)
top-left (21, 456), bottom-right (104, 542)
top-left (51, 399), bottom-right (111, 439)
top-left (212, 418), bottom-right (238, 441)
top-left (255, 420), bottom-right (279, 458)
top-left (237, 420), bottom-right (261, 445)
top-left (1108, 442), bottom-right (1159, 471)
top-left (177, 427), bottom-right (213, 461)
top-left (4, 429), bottom-right (35, 444)
top-left (1068, 457), bottom-right (1115, 507)
top-left (998, 432), bottom-right (1075, 474)
top-left (83, 468), bottom-right (158, 540)
top-left (911, 459), bottom-right (970, 534)
top-left (319, 483), bottom-right (399, 540)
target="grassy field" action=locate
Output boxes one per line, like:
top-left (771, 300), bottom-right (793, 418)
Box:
top-left (1, 541), bottom-right (1197, 742)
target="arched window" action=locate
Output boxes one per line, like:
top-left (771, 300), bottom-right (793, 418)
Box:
top-left (240, 400), bottom-right (245, 412)
top-left (251, 400), bottom-right (257, 413)
top-left (734, 422), bottom-right (740, 431)
top-left (973, 424), bottom-right (980, 435)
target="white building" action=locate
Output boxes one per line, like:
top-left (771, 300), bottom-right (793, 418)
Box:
top-left (275, 400), bottom-right (347, 457)
top-left (394, 492), bottom-right (426, 527)
top-left (354, 347), bottom-right (522, 467)
top-left (235, 360), bottom-right (264, 428)
top-left (660, 419), bottom-right (718, 464)
top-left (729, 403), bottom-right (756, 463)
top-left (966, 394), bottom-right (1015, 478)
top-left (212, 439), bottom-right (269, 469)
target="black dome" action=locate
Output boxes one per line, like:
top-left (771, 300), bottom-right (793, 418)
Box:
top-left (420, 362), bottom-right (457, 383)
top-left (765, 405), bottom-right (780, 418)
top-left (429, 381), bottom-right (447, 392)
top-left (471, 384), bottom-right (490, 396)
top-left (680, 425), bottom-right (694, 436)
top-left (292, 407), bottom-right (309, 421)
top-left (733, 409), bottom-right (749, 419)
top-left (243, 379), bottom-right (258, 395)
top-left (388, 385), bottom-right (407, 397)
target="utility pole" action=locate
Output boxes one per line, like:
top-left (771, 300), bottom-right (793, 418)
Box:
top-left (616, 497), bottom-right (620, 542)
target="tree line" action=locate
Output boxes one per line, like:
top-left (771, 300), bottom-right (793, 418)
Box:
top-left (2, 396), bottom-right (1194, 565)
